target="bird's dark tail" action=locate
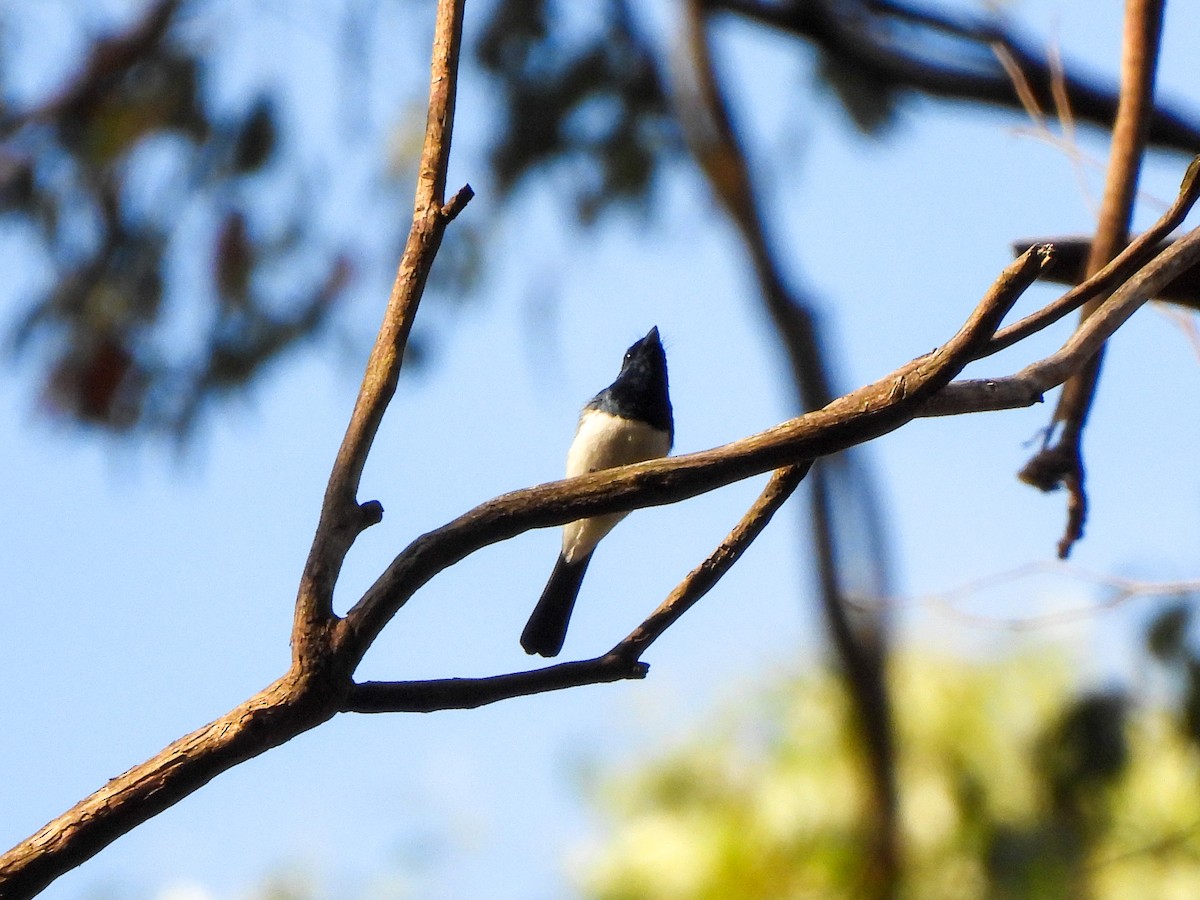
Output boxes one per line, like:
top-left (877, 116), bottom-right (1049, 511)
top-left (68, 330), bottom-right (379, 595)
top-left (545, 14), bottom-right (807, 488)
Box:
top-left (521, 553), bottom-right (592, 657)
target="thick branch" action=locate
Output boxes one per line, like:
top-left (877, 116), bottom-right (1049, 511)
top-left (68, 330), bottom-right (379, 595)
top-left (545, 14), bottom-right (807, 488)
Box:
top-left (0, 674), bottom-right (333, 899)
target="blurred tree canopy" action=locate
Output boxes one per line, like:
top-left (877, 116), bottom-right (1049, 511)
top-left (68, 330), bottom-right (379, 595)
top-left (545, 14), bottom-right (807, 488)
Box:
top-left (2, 0), bottom-right (1197, 437)
top-left (578, 608), bottom-right (1200, 899)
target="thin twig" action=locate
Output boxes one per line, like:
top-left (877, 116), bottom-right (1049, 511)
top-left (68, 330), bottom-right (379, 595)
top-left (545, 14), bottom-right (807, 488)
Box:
top-left (847, 561), bottom-right (1200, 632)
top-left (984, 154), bottom-right (1200, 356)
top-left (993, 43), bottom-right (1045, 123)
top-left (618, 462), bottom-right (811, 659)
top-left (324, 251), bottom-right (1059, 721)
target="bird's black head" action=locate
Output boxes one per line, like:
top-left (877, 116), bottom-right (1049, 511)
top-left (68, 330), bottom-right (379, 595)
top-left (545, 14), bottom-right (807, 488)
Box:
top-left (589, 326), bottom-right (673, 440)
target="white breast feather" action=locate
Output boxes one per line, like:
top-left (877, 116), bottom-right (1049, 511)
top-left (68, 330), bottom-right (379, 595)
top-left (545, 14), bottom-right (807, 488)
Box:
top-left (560, 410), bottom-right (671, 563)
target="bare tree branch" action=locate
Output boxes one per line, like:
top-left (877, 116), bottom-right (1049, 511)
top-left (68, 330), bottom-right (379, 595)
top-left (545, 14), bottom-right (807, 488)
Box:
top-left (618, 462), bottom-right (812, 659)
top-left (1016, 228), bottom-right (1200, 390)
top-left (1019, 0), bottom-right (1165, 558)
top-left (334, 225), bottom-right (1200, 709)
top-left (347, 462), bottom-right (812, 714)
top-left (0, 675), bottom-right (327, 899)
top-left (9, 165), bottom-right (1200, 893)
top-left (1010, 237), bottom-right (1200, 311)
top-left (997, 154), bottom-right (1200, 353)
top-left (347, 656), bottom-right (650, 713)
top-left (925, 220), bottom-right (1200, 417)
top-left (293, 1), bottom-right (472, 652)
top-left (5, 4), bottom-right (1200, 894)
top-left (335, 246), bottom-right (1051, 663)
top-left (969, 153), bottom-right (1200, 357)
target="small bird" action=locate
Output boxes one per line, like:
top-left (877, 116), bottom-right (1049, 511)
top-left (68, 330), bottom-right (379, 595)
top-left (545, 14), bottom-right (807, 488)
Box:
top-left (521, 327), bottom-right (674, 657)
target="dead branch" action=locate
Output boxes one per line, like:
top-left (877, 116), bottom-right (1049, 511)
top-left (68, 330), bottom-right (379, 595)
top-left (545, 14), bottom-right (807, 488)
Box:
top-left (1020, 0), bottom-right (1165, 558)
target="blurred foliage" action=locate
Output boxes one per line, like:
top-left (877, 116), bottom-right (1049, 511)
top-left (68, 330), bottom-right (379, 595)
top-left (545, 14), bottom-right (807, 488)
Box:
top-left (578, 633), bottom-right (1200, 899)
top-left (477, 0), bottom-right (680, 223)
top-left (1146, 602), bottom-right (1200, 746)
top-left (0, 0), bottom-right (681, 439)
top-left (813, 48), bottom-right (900, 137)
top-left (0, 0), bottom-right (354, 437)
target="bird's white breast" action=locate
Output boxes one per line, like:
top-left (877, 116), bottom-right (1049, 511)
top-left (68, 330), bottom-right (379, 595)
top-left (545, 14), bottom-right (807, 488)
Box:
top-left (560, 410), bottom-right (672, 563)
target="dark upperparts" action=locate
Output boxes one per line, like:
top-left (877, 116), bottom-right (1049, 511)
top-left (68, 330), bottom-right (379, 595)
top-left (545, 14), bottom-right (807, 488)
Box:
top-left (586, 326), bottom-right (674, 440)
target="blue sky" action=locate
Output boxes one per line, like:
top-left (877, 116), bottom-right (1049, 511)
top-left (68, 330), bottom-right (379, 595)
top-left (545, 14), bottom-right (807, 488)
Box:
top-left (4, 1), bottom-right (1200, 897)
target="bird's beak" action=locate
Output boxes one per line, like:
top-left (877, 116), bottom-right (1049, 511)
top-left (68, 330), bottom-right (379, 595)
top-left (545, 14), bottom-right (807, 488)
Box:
top-left (646, 326), bottom-right (660, 344)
